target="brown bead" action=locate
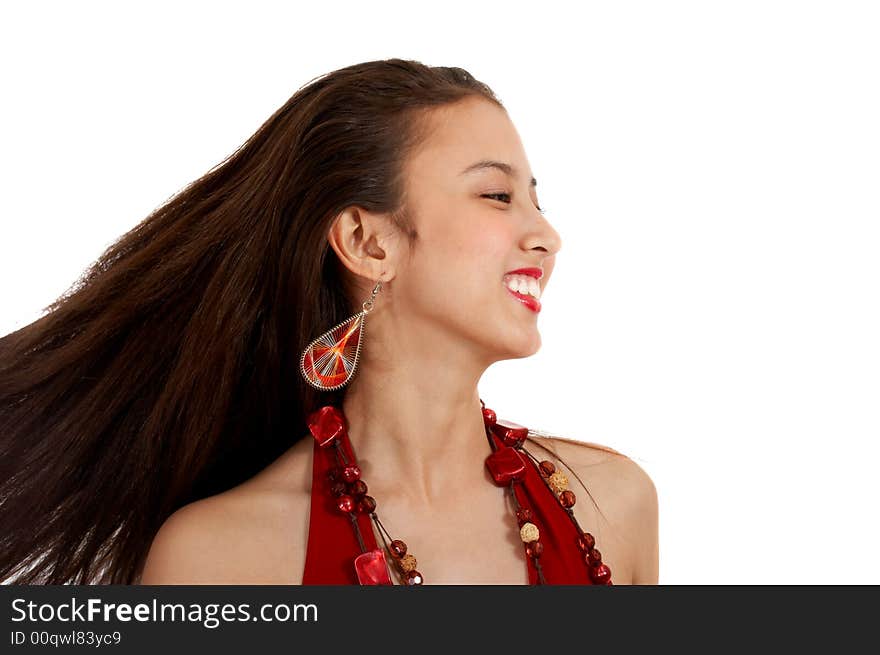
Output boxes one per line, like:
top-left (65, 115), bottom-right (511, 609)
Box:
top-left (358, 495), bottom-right (376, 513)
top-left (586, 548), bottom-right (603, 566)
top-left (525, 540), bottom-right (544, 559)
top-left (539, 460), bottom-right (556, 477)
top-left (559, 490), bottom-right (577, 508)
top-left (389, 539), bottom-right (407, 558)
top-left (336, 495), bottom-right (355, 513)
top-left (590, 564), bottom-right (611, 585)
top-left (404, 570), bottom-right (423, 585)
top-left (348, 480), bottom-right (368, 496)
top-left (330, 481), bottom-right (347, 497)
top-left (578, 532), bottom-right (596, 552)
top-left (341, 465), bottom-right (361, 483)
top-left (515, 507), bottom-right (533, 526)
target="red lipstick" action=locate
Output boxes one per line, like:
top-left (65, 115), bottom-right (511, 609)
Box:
top-left (505, 286), bottom-right (541, 313)
top-left (504, 267), bottom-right (543, 280)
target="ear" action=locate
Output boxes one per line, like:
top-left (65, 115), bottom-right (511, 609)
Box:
top-left (327, 206), bottom-right (401, 285)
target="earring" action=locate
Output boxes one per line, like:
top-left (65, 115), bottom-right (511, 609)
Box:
top-left (300, 279), bottom-right (383, 391)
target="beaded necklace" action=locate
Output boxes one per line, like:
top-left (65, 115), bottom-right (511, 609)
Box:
top-left (306, 399), bottom-right (613, 585)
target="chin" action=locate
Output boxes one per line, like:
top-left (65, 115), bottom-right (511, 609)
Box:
top-left (495, 330), bottom-right (542, 361)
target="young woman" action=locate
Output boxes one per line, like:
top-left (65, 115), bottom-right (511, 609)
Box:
top-left (0, 59), bottom-right (658, 585)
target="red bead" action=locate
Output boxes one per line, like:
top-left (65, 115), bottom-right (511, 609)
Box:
top-left (539, 460), bottom-right (556, 477)
top-left (330, 481), bottom-right (347, 497)
top-left (590, 564), bottom-right (612, 585)
top-left (336, 494), bottom-right (355, 513)
top-left (586, 548), bottom-right (602, 566)
top-left (482, 407), bottom-right (497, 427)
top-left (515, 507), bottom-right (533, 526)
top-left (341, 464), bottom-right (361, 483)
top-left (389, 539), bottom-right (407, 558)
top-left (307, 405), bottom-right (345, 448)
top-left (358, 495), bottom-right (376, 513)
top-left (485, 446), bottom-right (527, 486)
top-left (578, 532), bottom-right (596, 552)
top-left (559, 490), bottom-right (576, 508)
top-left (491, 418), bottom-right (529, 447)
top-left (354, 548), bottom-right (393, 585)
top-left (525, 540), bottom-right (544, 558)
top-left (349, 480), bottom-right (368, 496)
top-left (404, 570), bottom-right (423, 585)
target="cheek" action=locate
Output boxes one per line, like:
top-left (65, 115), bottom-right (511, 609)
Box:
top-left (413, 208), bottom-right (514, 301)
top-left (442, 214), bottom-right (513, 261)
top-left (449, 223), bottom-right (512, 307)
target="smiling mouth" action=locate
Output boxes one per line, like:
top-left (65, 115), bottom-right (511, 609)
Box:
top-left (504, 284), bottom-right (542, 313)
top-left (502, 272), bottom-right (542, 313)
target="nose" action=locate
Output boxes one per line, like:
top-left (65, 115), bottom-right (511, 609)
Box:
top-left (526, 212), bottom-right (562, 258)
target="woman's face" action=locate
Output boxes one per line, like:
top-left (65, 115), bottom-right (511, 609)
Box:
top-left (395, 96), bottom-right (563, 363)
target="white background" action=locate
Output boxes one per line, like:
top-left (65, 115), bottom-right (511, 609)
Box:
top-left (1, 1), bottom-right (877, 584)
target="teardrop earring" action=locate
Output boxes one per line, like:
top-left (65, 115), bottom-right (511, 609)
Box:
top-left (300, 279), bottom-right (383, 391)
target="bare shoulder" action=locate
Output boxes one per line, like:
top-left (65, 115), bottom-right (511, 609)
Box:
top-left (527, 433), bottom-right (659, 584)
top-left (139, 436), bottom-right (314, 585)
top-left (527, 433), bottom-right (655, 504)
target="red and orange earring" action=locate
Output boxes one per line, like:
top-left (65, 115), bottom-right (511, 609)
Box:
top-left (300, 279), bottom-right (383, 391)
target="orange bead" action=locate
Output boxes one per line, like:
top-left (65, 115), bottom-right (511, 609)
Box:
top-left (548, 471), bottom-right (569, 493)
top-left (539, 460), bottom-right (556, 477)
top-left (399, 554), bottom-right (418, 572)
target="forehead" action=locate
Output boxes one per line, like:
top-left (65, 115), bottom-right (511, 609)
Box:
top-left (407, 97), bottom-right (532, 184)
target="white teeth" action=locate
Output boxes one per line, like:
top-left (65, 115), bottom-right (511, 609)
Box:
top-left (504, 274), bottom-right (542, 300)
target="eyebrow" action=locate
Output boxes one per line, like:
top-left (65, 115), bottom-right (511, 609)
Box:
top-left (460, 159), bottom-right (537, 188)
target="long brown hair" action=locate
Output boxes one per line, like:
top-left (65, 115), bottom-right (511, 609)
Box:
top-left (0, 59), bottom-right (504, 584)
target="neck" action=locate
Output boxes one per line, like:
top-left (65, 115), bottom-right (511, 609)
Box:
top-left (339, 324), bottom-right (494, 509)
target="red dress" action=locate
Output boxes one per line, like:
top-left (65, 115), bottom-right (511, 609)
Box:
top-left (301, 424), bottom-right (597, 585)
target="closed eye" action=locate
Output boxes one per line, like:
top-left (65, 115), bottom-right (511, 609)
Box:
top-left (481, 193), bottom-right (545, 214)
